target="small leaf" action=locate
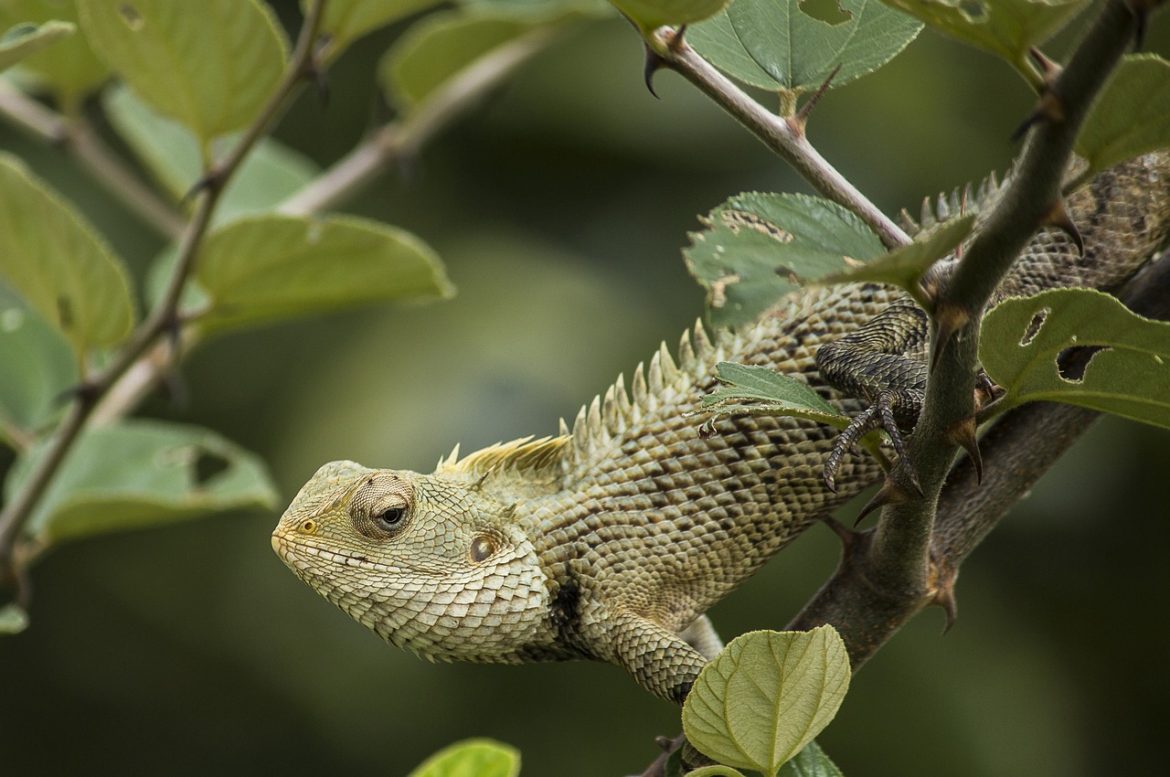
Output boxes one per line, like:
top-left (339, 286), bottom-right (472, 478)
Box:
top-left (0, 1), bottom-right (108, 103)
top-left (980, 288), bottom-right (1170, 427)
top-left (685, 766), bottom-right (748, 777)
top-left (776, 742), bottom-right (845, 777)
top-left (0, 153), bottom-right (135, 354)
top-left (879, 0), bottom-right (1087, 73)
top-left (690, 0), bottom-right (921, 95)
top-left (7, 419), bottom-right (278, 546)
top-left (683, 627), bottom-right (851, 777)
top-left (704, 362), bottom-right (847, 426)
top-left (0, 282), bottom-right (77, 439)
top-left (608, 0), bottom-right (729, 32)
top-left (817, 213), bottom-right (975, 301)
top-left (1076, 55), bottom-right (1170, 179)
top-left (0, 603), bottom-right (29, 634)
top-left (0, 20), bottom-right (74, 73)
top-left (407, 738), bottom-right (521, 777)
top-left (308, 0), bottom-right (441, 60)
top-left (78, 0), bottom-right (288, 143)
top-left (684, 193), bottom-right (884, 328)
top-left (194, 215), bottom-right (454, 334)
top-left (103, 84), bottom-right (319, 225)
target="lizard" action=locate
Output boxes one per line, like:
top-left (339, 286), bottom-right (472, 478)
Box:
top-left (272, 152), bottom-right (1170, 704)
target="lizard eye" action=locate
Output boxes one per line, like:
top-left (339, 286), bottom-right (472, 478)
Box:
top-left (374, 506), bottom-right (406, 531)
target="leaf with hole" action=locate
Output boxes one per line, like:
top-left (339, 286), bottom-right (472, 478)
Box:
top-left (980, 288), bottom-right (1170, 427)
top-left (0, 281), bottom-right (77, 442)
top-left (0, 1), bottom-right (108, 102)
top-left (1076, 55), bottom-right (1170, 180)
top-left (0, 20), bottom-right (73, 73)
top-left (193, 214), bottom-right (453, 335)
top-left (689, 0), bottom-right (921, 95)
top-left (7, 419), bottom-right (277, 546)
top-left (684, 193), bottom-right (883, 328)
top-left (407, 738), bottom-right (521, 777)
top-left (78, 0), bottom-right (288, 143)
top-left (0, 154), bottom-right (135, 354)
top-left (683, 627), bottom-right (851, 776)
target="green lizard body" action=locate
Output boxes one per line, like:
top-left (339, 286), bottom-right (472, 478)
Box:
top-left (273, 154), bottom-right (1170, 702)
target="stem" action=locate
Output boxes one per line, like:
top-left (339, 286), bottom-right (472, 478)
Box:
top-left (0, 0), bottom-right (330, 595)
top-left (646, 28), bottom-right (910, 250)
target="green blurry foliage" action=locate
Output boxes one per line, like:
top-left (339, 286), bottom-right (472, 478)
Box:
top-left (0, 19), bottom-right (72, 73)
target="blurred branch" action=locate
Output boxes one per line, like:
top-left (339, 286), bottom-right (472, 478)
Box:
top-left (644, 28), bottom-right (910, 250)
top-left (0, 0), bottom-right (331, 602)
top-left (0, 83), bottom-right (184, 239)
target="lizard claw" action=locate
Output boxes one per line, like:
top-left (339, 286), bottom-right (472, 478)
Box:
top-left (823, 390), bottom-right (920, 494)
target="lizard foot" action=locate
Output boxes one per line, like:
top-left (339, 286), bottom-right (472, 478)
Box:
top-left (823, 389), bottom-right (922, 495)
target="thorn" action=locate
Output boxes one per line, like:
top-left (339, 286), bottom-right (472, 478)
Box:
top-left (930, 303), bottom-right (971, 372)
top-left (819, 514), bottom-right (859, 549)
top-left (948, 415), bottom-right (983, 484)
top-left (934, 579), bottom-right (958, 633)
top-left (667, 24), bottom-right (688, 51)
top-left (1126, 0), bottom-right (1154, 49)
top-left (1027, 47), bottom-right (1062, 85)
top-left (654, 735), bottom-right (674, 752)
top-left (1010, 92), bottom-right (1066, 142)
top-left (182, 169), bottom-right (223, 205)
top-left (1043, 199), bottom-right (1085, 255)
top-left (643, 43), bottom-right (665, 99)
top-left (310, 62), bottom-right (330, 106)
top-left (854, 477), bottom-right (912, 526)
top-left (793, 63), bottom-right (841, 129)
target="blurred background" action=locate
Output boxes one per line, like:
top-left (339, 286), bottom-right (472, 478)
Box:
top-left (2, 2), bottom-right (1169, 775)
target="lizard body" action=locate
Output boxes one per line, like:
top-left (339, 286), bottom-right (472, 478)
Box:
top-left (273, 154), bottom-right (1170, 702)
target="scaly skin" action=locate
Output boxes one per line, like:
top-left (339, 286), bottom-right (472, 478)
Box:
top-left (273, 154), bottom-right (1170, 703)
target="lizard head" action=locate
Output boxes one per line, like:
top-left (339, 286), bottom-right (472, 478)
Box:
top-left (271, 460), bottom-right (550, 662)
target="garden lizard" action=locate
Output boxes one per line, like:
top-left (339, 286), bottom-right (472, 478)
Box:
top-left (273, 153), bottom-right (1170, 703)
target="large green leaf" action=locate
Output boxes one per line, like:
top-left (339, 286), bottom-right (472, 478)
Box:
top-left (683, 627), bottom-right (851, 777)
top-left (0, 281), bottom-right (76, 441)
top-left (980, 288), bottom-right (1170, 427)
top-left (0, 153), bottom-right (135, 354)
top-left (78, 0), bottom-right (288, 143)
top-left (102, 84), bottom-right (319, 225)
top-left (307, 0), bottom-right (441, 61)
top-left (0, 1), bottom-right (108, 103)
top-left (690, 0), bottom-right (922, 95)
top-left (407, 739), bottom-right (521, 777)
top-left (193, 214), bottom-right (454, 334)
top-left (1076, 55), bottom-right (1170, 180)
top-left (7, 419), bottom-right (277, 546)
top-left (609, 0), bottom-right (728, 32)
top-left (684, 193), bottom-right (884, 328)
top-left (0, 19), bottom-right (73, 73)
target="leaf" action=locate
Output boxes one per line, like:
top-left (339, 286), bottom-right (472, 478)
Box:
top-left (685, 766), bottom-right (748, 777)
top-left (776, 742), bottom-right (846, 777)
top-left (817, 213), bottom-right (975, 302)
top-left (0, 1), bottom-right (108, 103)
top-left (684, 193), bottom-right (884, 328)
top-left (879, 0), bottom-right (1087, 72)
top-left (608, 0), bottom-right (729, 32)
top-left (407, 738), bottom-right (521, 777)
top-left (0, 603), bottom-right (29, 635)
top-left (704, 362), bottom-right (848, 426)
top-left (0, 20), bottom-right (74, 73)
top-left (1076, 55), bottom-right (1170, 179)
top-left (6, 419), bottom-right (277, 546)
top-left (77, 0), bottom-right (288, 143)
top-left (308, 0), bottom-right (441, 60)
top-left (0, 153), bottom-right (135, 354)
top-left (980, 288), bottom-right (1170, 427)
top-left (0, 281), bottom-right (76, 440)
top-left (689, 0), bottom-right (922, 95)
top-left (193, 215), bottom-right (454, 334)
top-left (683, 627), bottom-right (851, 777)
top-left (102, 84), bottom-right (319, 225)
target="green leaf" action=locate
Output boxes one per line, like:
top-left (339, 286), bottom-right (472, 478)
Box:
top-left (308, 0), bottom-right (441, 60)
top-left (776, 742), bottom-right (845, 777)
top-left (78, 0), bottom-right (288, 143)
top-left (1076, 55), bottom-right (1170, 179)
top-left (683, 627), bottom-right (851, 777)
top-left (684, 193), bottom-right (884, 328)
top-left (193, 215), bottom-right (454, 334)
top-left (0, 153), bottom-right (135, 354)
top-left (689, 0), bottom-right (922, 95)
top-left (817, 213), bottom-right (975, 302)
top-left (0, 603), bottom-right (29, 634)
top-left (704, 362), bottom-right (847, 425)
top-left (879, 0), bottom-right (1086, 73)
top-left (0, 20), bottom-right (74, 73)
top-left (980, 288), bottom-right (1170, 427)
top-left (0, 281), bottom-right (76, 440)
top-left (407, 738), bottom-right (521, 777)
top-left (102, 84), bottom-right (319, 225)
top-left (609, 0), bottom-right (729, 31)
top-left (685, 766), bottom-right (748, 777)
top-left (7, 419), bottom-right (277, 546)
top-left (0, 1), bottom-right (108, 103)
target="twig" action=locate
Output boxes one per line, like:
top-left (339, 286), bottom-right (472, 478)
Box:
top-left (645, 28), bottom-right (910, 250)
top-left (0, 0), bottom-right (331, 597)
top-left (0, 84), bottom-right (184, 239)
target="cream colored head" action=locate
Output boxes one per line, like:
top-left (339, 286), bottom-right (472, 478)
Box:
top-left (271, 460), bottom-right (550, 662)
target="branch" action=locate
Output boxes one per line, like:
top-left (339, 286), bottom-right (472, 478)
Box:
top-left (0, 0), bottom-right (330, 599)
top-left (0, 84), bottom-right (184, 239)
top-left (645, 28), bottom-right (910, 250)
